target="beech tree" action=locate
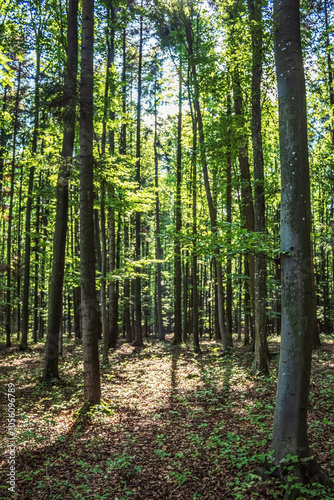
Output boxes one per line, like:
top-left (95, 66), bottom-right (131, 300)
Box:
top-left (271, 0), bottom-right (333, 489)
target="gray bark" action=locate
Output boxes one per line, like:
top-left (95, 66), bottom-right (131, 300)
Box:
top-left (271, 4), bottom-right (332, 489)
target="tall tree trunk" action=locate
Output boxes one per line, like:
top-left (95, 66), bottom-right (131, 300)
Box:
top-left (154, 60), bottom-right (164, 341)
top-left (16, 160), bottom-right (24, 340)
top-left (226, 96), bottom-right (233, 340)
top-left (0, 87), bottom-right (8, 204)
top-left (80, 0), bottom-right (101, 404)
top-left (182, 9), bottom-right (230, 349)
top-left (121, 27), bottom-right (127, 155)
top-left (271, 1), bottom-right (332, 486)
top-left (233, 72), bottom-right (256, 343)
top-left (248, 0), bottom-right (268, 373)
top-left (100, 185), bottom-right (108, 363)
top-left (6, 64), bottom-right (21, 347)
top-left (43, 0), bottom-right (78, 379)
top-left (99, 17), bottom-right (110, 361)
top-left (191, 106), bottom-right (200, 354)
top-left (105, 4), bottom-right (118, 349)
top-left (124, 220), bottom-right (132, 342)
top-left (33, 176), bottom-right (41, 342)
top-left (120, 29), bottom-right (132, 343)
top-left (20, 46), bottom-right (41, 350)
top-left (133, 4), bottom-right (143, 347)
top-left (173, 58), bottom-right (182, 345)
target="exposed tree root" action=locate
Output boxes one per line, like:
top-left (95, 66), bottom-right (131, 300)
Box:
top-left (261, 456), bottom-right (334, 500)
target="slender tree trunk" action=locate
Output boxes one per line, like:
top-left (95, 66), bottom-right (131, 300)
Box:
top-left (133, 5), bottom-right (143, 347)
top-left (99, 41), bottom-right (109, 360)
top-left (20, 47), bottom-right (41, 350)
top-left (43, 0), bottom-right (78, 379)
top-left (124, 220), bottom-right (132, 342)
top-left (80, 0), bottom-right (101, 404)
top-left (226, 96), bottom-right (233, 340)
top-left (271, 1), bottom-right (332, 487)
top-left (248, 0), bottom-right (269, 373)
top-left (6, 64), bottom-right (21, 347)
top-left (182, 9), bottom-right (230, 349)
top-left (0, 87), bottom-right (8, 204)
top-left (120, 29), bottom-right (132, 343)
top-left (101, 186), bottom-right (108, 363)
top-left (154, 61), bottom-right (164, 341)
top-left (173, 58), bottom-right (182, 345)
top-left (233, 73), bottom-right (256, 341)
top-left (244, 256), bottom-right (251, 345)
top-left (33, 177), bottom-right (40, 342)
top-left (121, 27), bottom-right (127, 155)
top-left (192, 107), bottom-right (200, 354)
top-left (16, 160), bottom-right (23, 340)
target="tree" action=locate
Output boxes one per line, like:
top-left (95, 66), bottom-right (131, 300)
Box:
top-left (153, 55), bottom-right (164, 341)
top-left (133, 2), bottom-right (144, 347)
top-left (42, 0), bottom-right (78, 381)
top-left (20, 2), bottom-right (44, 350)
top-left (182, 3), bottom-right (231, 350)
top-left (80, 0), bottom-right (101, 404)
top-left (271, 0), bottom-right (333, 489)
top-left (173, 55), bottom-right (182, 345)
top-left (248, 0), bottom-right (268, 373)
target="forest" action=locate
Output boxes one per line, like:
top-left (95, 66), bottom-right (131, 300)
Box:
top-left (0, 0), bottom-right (334, 498)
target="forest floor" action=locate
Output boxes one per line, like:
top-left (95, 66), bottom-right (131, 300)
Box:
top-left (0, 334), bottom-right (334, 500)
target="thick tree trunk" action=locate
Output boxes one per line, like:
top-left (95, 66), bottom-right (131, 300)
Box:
top-left (79, 0), bottom-right (101, 404)
top-left (271, 1), bottom-right (332, 489)
top-left (43, 0), bottom-right (78, 380)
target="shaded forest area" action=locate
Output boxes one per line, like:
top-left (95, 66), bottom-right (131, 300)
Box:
top-left (0, 336), bottom-right (333, 499)
top-left (0, 0), bottom-right (334, 497)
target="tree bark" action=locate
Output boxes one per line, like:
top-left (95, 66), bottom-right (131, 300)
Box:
top-left (271, 1), bottom-right (332, 488)
top-left (80, 0), bottom-right (101, 404)
top-left (154, 59), bottom-right (164, 341)
top-left (248, 0), bottom-right (269, 373)
top-left (43, 0), bottom-right (78, 379)
top-left (6, 64), bottom-right (21, 347)
top-left (133, 5), bottom-right (143, 347)
top-left (20, 47), bottom-right (41, 350)
top-left (173, 57), bottom-right (182, 345)
top-left (182, 8), bottom-right (230, 349)
top-left (226, 96), bottom-right (233, 340)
